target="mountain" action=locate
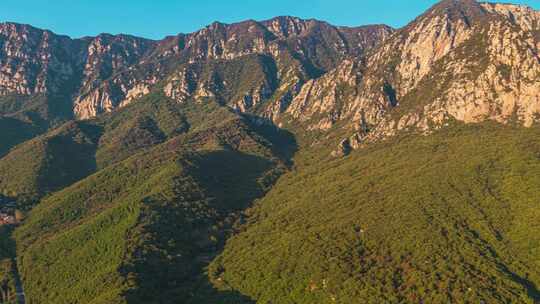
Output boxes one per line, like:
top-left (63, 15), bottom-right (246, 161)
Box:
top-left (281, 0), bottom-right (540, 155)
top-left (0, 0), bottom-right (539, 303)
top-left (0, 18), bottom-right (392, 122)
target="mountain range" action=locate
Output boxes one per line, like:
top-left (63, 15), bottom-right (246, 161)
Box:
top-left (0, 0), bottom-right (539, 303)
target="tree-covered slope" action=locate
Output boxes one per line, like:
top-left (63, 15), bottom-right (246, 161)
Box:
top-left (0, 121), bottom-right (101, 204)
top-left (93, 93), bottom-right (233, 169)
top-left (211, 123), bottom-right (540, 304)
top-left (0, 92), bottom-right (266, 206)
top-left (0, 116), bottom-right (42, 157)
top-left (0, 226), bottom-right (16, 304)
top-left (13, 107), bottom-right (291, 304)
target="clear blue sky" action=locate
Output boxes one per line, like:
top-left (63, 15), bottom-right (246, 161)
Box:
top-left (1, 0), bottom-right (538, 39)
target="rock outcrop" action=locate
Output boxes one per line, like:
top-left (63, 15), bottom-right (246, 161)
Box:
top-left (0, 19), bottom-right (394, 121)
top-left (361, 1), bottom-right (540, 139)
top-left (1, 1), bottom-right (539, 158)
top-left (284, 1), bottom-right (540, 155)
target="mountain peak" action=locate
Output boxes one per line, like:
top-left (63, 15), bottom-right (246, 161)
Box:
top-left (434, 0), bottom-right (480, 9)
top-left (424, 0), bottom-right (487, 24)
top-left (0, 22), bottom-right (47, 37)
top-left (261, 16), bottom-right (312, 38)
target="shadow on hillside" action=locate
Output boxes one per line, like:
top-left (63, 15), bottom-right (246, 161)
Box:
top-left (500, 263), bottom-right (540, 301)
top-left (185, 125), bottom-right (296, 303)
top-left (0, 116), bottom-right (46, 159)
top-left (193, 150), bottom-right (278, 210)
top-left (122, 143), bottom-right (296, 303)
top-left (0, 121), bottom-right (103, 209)
top-left (185, 279), bottom-right (256, 304)
top-left (41, 122), bottom-right (102, 195)
top-left (243, 115), bottom-right (299, 168)
top-left (463, 217), bottom-right (540, 302)
top-left (0, 225), bottom-right (22, 304)
top-left (0, 226), bottom-right (15, 261)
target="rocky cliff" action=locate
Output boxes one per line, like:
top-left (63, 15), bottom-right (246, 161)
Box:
top-left (272, 0), bottom-right (540, 155)
top-left (1, 0), bottom-right (539, 157)
top-left (0, 23), bottom-right (155, 120)
top-left (0, 19), bottom-right (393, 121)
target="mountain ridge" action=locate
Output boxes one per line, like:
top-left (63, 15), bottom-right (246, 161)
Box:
top-left (0, 16), bottom-right (393, 125)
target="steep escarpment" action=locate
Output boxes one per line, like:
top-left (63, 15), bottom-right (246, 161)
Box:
top-left (0, 23), bottom-right (155, 121)
top-left (2, 1), bottom-right (539, 153)
top-left (368, 0), bottom-right (540, 136)
top-left (113, 18), bottom-right (393, 122)
top-left (283, 1), bottom-right (540, 154)
top-left (0, 19), bottom-right (393, 124)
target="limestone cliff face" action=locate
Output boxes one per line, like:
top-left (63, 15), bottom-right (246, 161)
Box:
top-left (72, 17), bottom-right (392, 119)
top-left (363, 1), bottom-right (540, 139)
top-left (0, 23), bottom-right (76, 96)
top-left (0, 23), bottom-right (156, 120)
top-left (286, 59), bottom-right (362, 130)
top-left (0, 18), bottom-right (392, 120)
top-left (158, 19), bottom-right (392, 118)
top-left (280, 0), bottom-right (540, 155)
top-left (280, 0), bottom-right (486, 133)
top-left (1, 0), bottom-right (539, 155)
top-left (72, 34), bottom-right (155, 119)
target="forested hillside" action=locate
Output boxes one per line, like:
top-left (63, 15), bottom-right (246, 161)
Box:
top-left (211, 123), bottom-right (540, 303)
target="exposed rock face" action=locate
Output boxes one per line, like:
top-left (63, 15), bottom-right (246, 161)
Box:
top-left (0, 19), bottom-right (394, 121)
top-left (0, 23), bottom-right (75, 96)
top-left (331, 133), bottom-right (363, 157)
top-left (281, 0), bottom-right (489, 133)
top-left (370, 1), bottom-right (540, 134)
top-left (287, 59), bottom-right (362, 130)
top-left (0, 22), bottom-right (157, 120)
top-left (277, 1), bottom-right (540, 155)
top-left (158, 18), bottom-right (393, 120)
top-left (1, 0), bottom-right (539, 158)
top-left (73, 34), bottom-right (156, 118)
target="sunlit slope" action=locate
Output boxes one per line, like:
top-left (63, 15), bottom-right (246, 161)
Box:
top-left (211, 123), bottom-right (540, 304)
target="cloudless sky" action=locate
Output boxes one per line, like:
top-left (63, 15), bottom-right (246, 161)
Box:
top-left (1, 0), bottom-right (538, 39)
